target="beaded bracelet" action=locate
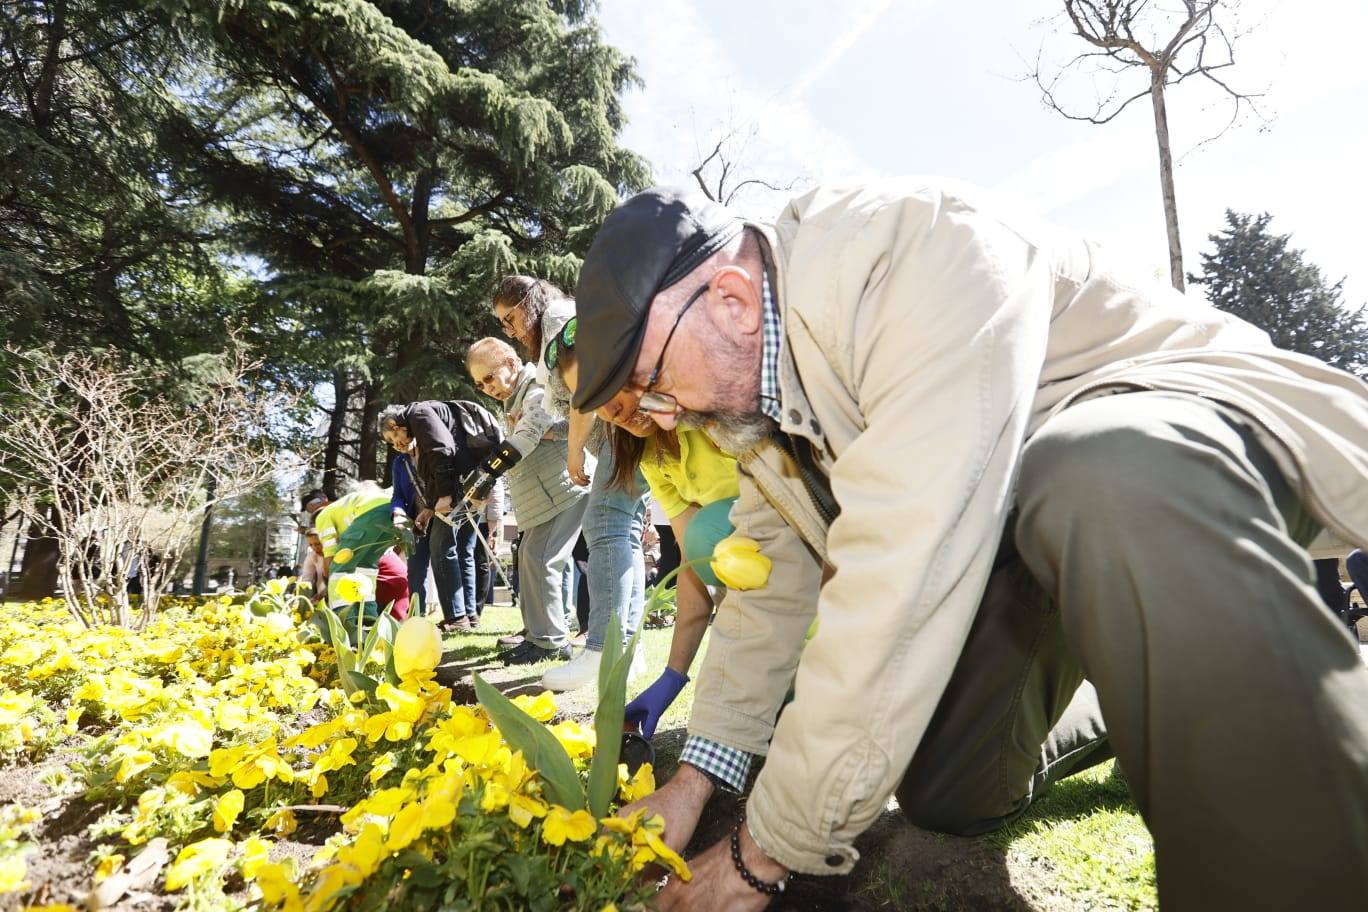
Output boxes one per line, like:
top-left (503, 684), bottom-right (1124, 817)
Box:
top-left (730, 819), bottom-right (788, 896)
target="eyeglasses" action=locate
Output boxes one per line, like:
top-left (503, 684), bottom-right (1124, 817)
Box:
top-left (544, 316), bottom-right (577, 371)
top-left (636, 282), bottom-right (708, 414)
top-left (498, 288), bottom-right (532, 333)
top-left (474, 359), bottom-right (513, 394)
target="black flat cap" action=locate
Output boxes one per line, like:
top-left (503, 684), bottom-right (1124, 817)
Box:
top-left (572, 186), bottom-right (743, 411)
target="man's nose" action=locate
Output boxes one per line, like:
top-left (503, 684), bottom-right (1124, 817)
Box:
top-left (649, 410), bottom-right (679, 431)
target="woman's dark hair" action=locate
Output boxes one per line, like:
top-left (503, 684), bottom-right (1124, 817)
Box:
top-left (608, 423), bottom-right (680, 491)
top-left (492, 275), bottom-right (568, 362)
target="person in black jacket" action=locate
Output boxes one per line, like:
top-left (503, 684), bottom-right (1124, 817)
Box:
top-left (379, 400), bottom-right (502, 632)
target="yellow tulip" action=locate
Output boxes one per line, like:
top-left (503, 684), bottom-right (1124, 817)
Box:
top-left (710, 536), bottom-right (772, 590)
top-left (392, 617), bottom-right (442, 681)
top-left (332, 548), bottom-right (355, 566)
top-left (265, 578), bottom-right (288, 597)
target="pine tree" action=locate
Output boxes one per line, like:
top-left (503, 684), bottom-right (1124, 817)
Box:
top-left (0, 0), bottom-right (241, 360)
top-left (154, 0), bottom-right (650, 479)
top-left (1189, 211), bottom-right (1368, 378)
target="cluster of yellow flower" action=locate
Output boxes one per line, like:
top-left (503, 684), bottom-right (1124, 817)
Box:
top-left (1, 590), bottom-right (683, 910)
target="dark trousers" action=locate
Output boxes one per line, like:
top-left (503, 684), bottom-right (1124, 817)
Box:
top-left (1347, 549), bottom-right (1368, 595)
top-left (474, 520), bottom-right (495, 613)
top-left (652, 524), bottom-right (680, 589)
top-left (406, 530), bottom-right (430, 616)
top-left (572, 533), bottom-right (591, 633)
top-left (895, 393), bottom-right (1368, 911)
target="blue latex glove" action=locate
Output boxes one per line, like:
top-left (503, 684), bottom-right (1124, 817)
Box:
top-left (624, 668), bottom-right (689, 739)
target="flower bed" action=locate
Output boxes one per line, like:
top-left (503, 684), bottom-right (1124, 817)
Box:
top-left (0, 591), bottom-right (682, 911)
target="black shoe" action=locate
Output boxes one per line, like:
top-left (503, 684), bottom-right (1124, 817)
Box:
top-left (501, 641), bottom-right (572, 666)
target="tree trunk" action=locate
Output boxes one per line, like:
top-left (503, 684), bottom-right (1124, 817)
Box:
top-left (322, 367), bottom-right (348, 497)
top-left (17, 506), bottom-right (59, 599)
top-left (1150, 76), bottom-right (1185, 292)
top-left (357, 379), bottom-right (383, 481)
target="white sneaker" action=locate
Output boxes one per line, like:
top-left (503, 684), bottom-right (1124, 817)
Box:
top-left (542, 648), bottom-right (601, 692)
top-left (541, 646), bottom-right (649, 693)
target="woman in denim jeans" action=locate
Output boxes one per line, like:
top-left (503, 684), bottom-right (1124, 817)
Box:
top-left (490, 276), bottom-right (648, 694)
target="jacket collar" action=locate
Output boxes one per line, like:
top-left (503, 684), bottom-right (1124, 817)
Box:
top-left (748, 221), bottom-right (825, 449)
top-left (508, 362), bottom-right (536, 407)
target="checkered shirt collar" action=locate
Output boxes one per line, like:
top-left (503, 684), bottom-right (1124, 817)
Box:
top-left (759, 271), bottom-right (782, 423)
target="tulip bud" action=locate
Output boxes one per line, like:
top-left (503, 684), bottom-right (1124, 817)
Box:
top-left (393, 616), bottom-right (443, 681)
top-left (709, 535), bottom-right (772, 591)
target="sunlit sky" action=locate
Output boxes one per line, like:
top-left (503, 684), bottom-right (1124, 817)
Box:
top-left (597, 0), bottom-right (1368, 304)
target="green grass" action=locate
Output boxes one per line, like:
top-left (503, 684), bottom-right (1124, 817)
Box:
top-left (990, 762), bottom-right (1157, 910)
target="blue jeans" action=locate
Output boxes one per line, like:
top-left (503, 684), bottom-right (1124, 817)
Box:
top-left (584, 439), bottom-right (648, 651)
top-left (428, 514), bottom-right (476, 622)
top-left (406, 529), bottom-right (431, 616)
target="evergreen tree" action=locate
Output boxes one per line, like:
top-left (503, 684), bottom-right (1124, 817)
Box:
top-left (154, 0), bottom-right (650, 479)
top-left (0, 0), bottom-right (245, 361)
top-left (1190, 211), bottom-right (1368, 377)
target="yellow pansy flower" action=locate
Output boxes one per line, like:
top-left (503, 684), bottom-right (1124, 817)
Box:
top-left (510, 690), bottom-right (558, 722)
top-left (240, 836), bottom-right (271, 878)
top-left (265, 808), bottom-right (299, 837)
top-left (164, 837), bottom-right (232, 891)
top-left (114, 750), bottom-right (156, 785)
top-left (541, 806), bottom-right (596, 846)
top-left (710, 535), bottom-right (772, 590)
top-left (212, 789), bottom-right (244, 833)
top-left (332, 571), bottom-right (371, 604)
top-left (507, 793), bottom-right (549, 828)
top-left (0, 854), bottom-right (29, 894)
top-left (247, 862), bottom-right (302, 912)
top-left (384, 803), bottom-right (426, 852)
top-left (549, 719), bottom-right (595, 759)
top-left (93, 854), bottom-right (124, 884)
top-left (618, 762), bottom-right (656, 803)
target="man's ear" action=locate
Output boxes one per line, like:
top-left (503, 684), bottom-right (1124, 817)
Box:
top-left (707, 266), bottom-right (763, 336)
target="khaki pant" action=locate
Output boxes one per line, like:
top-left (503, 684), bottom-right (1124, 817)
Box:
top-left (896, 392), bottom-right (1368, 910)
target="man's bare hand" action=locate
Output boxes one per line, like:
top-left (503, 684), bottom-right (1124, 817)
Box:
top-left (656, 823), bottom-right (786, 912)
top-left (434, 495), bottom-right (453, 515)
top-left (618, 763), bottom-right (713, 856)
top-left (415, 509), bottom-right (433, 534)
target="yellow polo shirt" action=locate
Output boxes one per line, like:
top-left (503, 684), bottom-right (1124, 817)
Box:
top-left (639, 429), bottom-right (740, 519)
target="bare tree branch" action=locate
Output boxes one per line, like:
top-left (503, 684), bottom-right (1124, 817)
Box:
top-left (1029, 0), bottom-right (1266, 290)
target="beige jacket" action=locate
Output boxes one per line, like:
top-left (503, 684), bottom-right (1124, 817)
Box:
top-left (687, 179), bottom-right (1368, 875)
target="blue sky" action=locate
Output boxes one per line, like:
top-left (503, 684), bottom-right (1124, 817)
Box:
top-left (597, 0), bottom-right (1368, 303)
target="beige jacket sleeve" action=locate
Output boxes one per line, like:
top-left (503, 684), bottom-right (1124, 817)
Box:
top-left (733, 191), bottom-right (1055, 875)
top-left (688, 465), bottom-right (825, 754)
